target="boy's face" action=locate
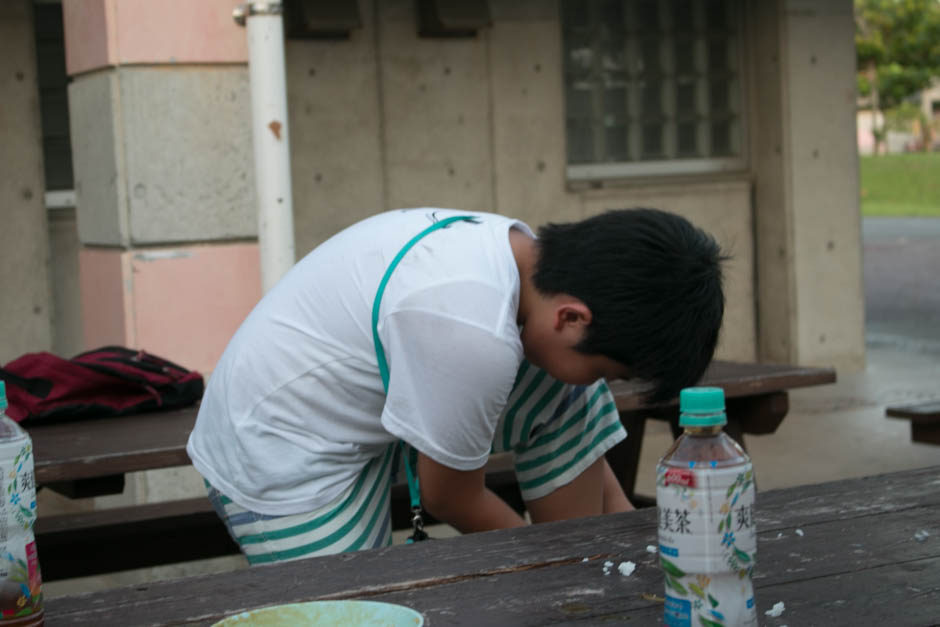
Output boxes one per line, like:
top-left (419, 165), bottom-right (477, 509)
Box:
top-left (527, 344), bottom-right (629, 385)
top-left (521, 297), bottom-right (630, 385)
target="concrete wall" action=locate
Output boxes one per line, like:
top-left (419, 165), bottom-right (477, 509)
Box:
top-left (783, 0), bottom-right (865, 370)
top-left (283, 0), bottom-right (757, 360)
top-left (5, 0), bottom-right (863, 378)
top-left (489, 1), bottom-right (582, 228)
top-left (285, 1), bottom-right (385, 254)
top-left (70, 66), bottom-right (255, 246)
top-left (750, 0), bottom-right (796, 365)
top-left (48, 208), bottom-right (84, 357)
top-left (0, 0), bottom-right (53, 364)
top-left (749, 0), bottom-right (865, 371)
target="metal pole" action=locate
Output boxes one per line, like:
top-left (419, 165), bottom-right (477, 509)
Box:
top-left (234, 2), bottom-right (295, 293)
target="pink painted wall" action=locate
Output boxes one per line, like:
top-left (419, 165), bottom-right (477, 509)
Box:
top-left (63, 0), bottom-right (115, 77)
top-left (79, 247), bottom-right (133, 349)
top-left (131, 243), bottom-right (261, 375)
top-left (79, 244), bottom-right (261, 375)
top-left (64, 0), bottom-right (247, 76)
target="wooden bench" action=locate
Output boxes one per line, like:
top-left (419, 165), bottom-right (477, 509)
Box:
top-left (886, 400), bottom-right (940, 445)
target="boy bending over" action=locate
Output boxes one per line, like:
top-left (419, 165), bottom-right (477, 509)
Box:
top-left (187, 207), bottom-right (725, 563)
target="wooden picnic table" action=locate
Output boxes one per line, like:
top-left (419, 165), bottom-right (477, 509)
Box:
top-left (28, 359), bottom-right (835, 580)
top-left (43, 465), bottom-right (940, 625)
top-left (30, 360), bottom-right (835, 492)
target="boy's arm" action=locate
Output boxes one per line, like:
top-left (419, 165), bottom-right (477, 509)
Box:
top-left (601, 456), bottom-right (635, 513)
top-left (417, 452), bottom-right (527, 532)
top-left (525, 456), bottom-right (634, 524)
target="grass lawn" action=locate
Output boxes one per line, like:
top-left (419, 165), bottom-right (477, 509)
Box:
top-left (859, 152), bottom-right (940, 217)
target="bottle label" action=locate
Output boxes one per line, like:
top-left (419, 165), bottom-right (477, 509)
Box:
top-left (657, 463), bottom-right (756, 626)
top-left (0, 440), bottom-right (42, 620)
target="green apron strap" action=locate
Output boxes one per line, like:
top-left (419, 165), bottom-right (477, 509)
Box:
top-left (371, 214), bottom-right (478, 541)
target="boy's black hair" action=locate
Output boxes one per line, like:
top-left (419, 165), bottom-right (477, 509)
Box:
top-left (533, 208), bottom-right (728, 402)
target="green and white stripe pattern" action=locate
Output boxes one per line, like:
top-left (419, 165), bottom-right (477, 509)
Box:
top-left (491, 360), bottom-right (626, 502)
top-left (206, 361), bottom-right (626, 563)
top-left (206, 444), bottom-right (397, 564)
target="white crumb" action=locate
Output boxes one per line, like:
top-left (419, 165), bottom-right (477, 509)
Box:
top-left (795, 529), bottom-right (804, 537)
top-left (618, 561), bottom-right (636, 576)
top-left (765, 601), bottom-right (785, 617)
top-left (602, 560), bottom-right (614, 575)
top-left (775, 532), bottom-right (784, 539)
top-left (914, 530), bottom-right (930, 542)
top-left (582, 557), bottom-right (589, 562)
top-left (646, 545), bottom-right (658, 553)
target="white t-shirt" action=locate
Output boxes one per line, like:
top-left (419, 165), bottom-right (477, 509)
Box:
top-left (187, 209), bottom-right (534, 515)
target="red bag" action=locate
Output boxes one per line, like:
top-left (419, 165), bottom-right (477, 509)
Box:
top-left (0, 346), bottom-right (204, 424)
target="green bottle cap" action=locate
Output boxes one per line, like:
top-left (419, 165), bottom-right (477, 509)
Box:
top-left (0, 381), bottom-right (6, 412)
top-left (679, 386), bottom-right (726, 427)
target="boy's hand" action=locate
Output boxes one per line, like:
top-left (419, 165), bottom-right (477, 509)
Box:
top-left (417, 453), bottom-right (527, 533)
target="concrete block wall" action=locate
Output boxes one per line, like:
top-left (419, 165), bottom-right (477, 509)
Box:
top-left (64, 0), bottom-right (259, 380)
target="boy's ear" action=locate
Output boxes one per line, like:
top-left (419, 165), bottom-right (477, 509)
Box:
top-left (553, 299), bottom-right (592, 331)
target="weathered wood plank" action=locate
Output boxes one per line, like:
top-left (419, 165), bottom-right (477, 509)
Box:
top-left (30, 407), bottom-right (197, 483)
top-left (608, 361), bottom-right (836, 411)
top-left (43, 466), bottom-right (940, 626)
top-left (561, 556), bottom-right (940, 627)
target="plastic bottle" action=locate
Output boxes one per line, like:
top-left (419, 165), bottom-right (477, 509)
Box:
top-left (0, 382), bottom-right (43, 626)
top-left (656, 387), bottom-right (756, 627)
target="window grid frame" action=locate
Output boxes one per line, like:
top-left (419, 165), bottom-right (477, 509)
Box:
top-left (562, 0), bottom-right (748, 181)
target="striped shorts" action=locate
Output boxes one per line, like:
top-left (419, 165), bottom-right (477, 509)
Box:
top-left (204, 361), bottom-right (626, 565)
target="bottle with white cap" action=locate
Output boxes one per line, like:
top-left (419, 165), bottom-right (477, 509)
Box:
top-left (656, 387), bottom-right (757, 627)
top-left (0, 381), bottom-right (43, 626)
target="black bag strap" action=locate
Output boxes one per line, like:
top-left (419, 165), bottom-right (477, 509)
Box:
top-left (0, 368), bottom-right (53, 399)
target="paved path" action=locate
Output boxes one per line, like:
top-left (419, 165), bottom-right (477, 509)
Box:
top-left (863, 217), bottom-right (940, 352)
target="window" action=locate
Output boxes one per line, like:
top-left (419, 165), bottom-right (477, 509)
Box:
top-left (561, 0), bottom-right (745, 180)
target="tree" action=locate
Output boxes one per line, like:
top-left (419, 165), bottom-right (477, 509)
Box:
top-left (855, 0), bottom-right (940, 153)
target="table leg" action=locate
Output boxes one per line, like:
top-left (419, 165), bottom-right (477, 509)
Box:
top-left (727, 392), bottom-right (789, 436)
top-left (43, 474), bottom-right (126, 499)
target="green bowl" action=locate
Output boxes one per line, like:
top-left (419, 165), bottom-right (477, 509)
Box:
top-left (212, 600), bottom-right (424, 626)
